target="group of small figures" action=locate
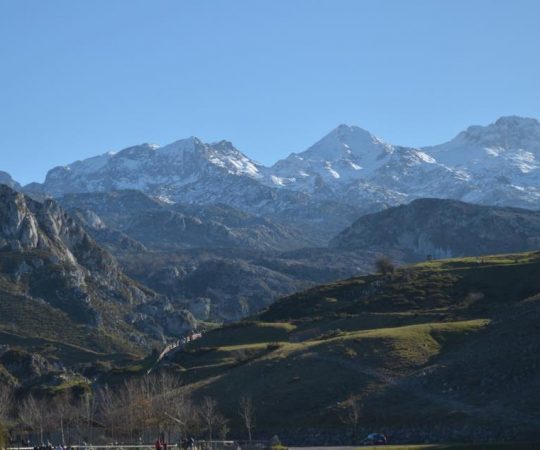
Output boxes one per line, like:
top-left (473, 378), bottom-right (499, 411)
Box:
top-left (32, 444), bottom-right (74, 450)
top-left (155, 437), bottom-right (196, 450)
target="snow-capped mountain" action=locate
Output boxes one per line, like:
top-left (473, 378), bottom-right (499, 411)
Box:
top-left (269, 124), bottom-right (394, 190)
top-left (423, 116), bottom-right (540, 207)
top-left (39, 137), bottom-right (368, 240)
top-left (426, 116), bottom-right (540, 168)
top-left (268, 123), bottom-right (473, 204)
top-left (31, 116), bottom-right (540, 243)
top-left (43, 137), bottom-right (265, 197)
top-left (268, 116), bottom-right (540, 209)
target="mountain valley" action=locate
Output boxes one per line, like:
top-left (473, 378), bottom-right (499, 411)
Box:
top-left (2, 116), bottom-right (540, 442)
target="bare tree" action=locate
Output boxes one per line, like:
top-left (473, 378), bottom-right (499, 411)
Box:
top-left (52, 391), bottom-right (75, 445)
top-left (0, 387), bottom-right (10, 450)
top-left (147, 373), bottom-right (183, 441)
top-left (0, 385), bottom-right (13, 424)
top-left (141, 378), bottom-right (156, 440)
top-left (199, 396), bottom-right (217, 441)
top-left (163, 394), bottom-right (199, 442)
top-left (340, 394), bottom-right (361, 442)
top-left (72, 390), bottom-right (97, 445)
top-left (0, 421), bottom-right (7, 450)
top-left (375, 256), bottom-right (395, 276)
top-left (19, 395), bottom-right (50, 445)
top-left (238, 395), bottom-right (255, 443)
top-left (106, 373), bottom-right (180, 442)
top-left (96, 385), bottom-right (120, 443)
top-left (90, 373), bottom-right (189, 443)
top-left (117, 378), bottom-right (144, 441)
top-left (198, 396), bottom-right (227, 442)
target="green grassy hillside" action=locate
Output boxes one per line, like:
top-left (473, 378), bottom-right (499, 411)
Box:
top-left (0, 255), bottom-right (151, 392)
top-left (160, 252), bottom-right (540, 443)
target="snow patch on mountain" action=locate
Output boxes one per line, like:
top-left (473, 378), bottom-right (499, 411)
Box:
top-left (269, 124), bottom-right (396, 191)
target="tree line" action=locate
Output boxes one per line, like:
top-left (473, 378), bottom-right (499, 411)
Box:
top-left (0, 374), bottom-right (255, 447)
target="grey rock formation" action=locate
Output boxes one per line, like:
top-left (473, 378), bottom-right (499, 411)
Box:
top-left (331, 198), bottom-right (540, 260)
top-left (0, 185), bottom-right (195, 346)
top-left (0, 171), bottom-right (21, 191)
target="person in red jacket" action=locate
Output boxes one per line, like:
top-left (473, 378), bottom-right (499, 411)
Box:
top-left (155, 439), bottom-right (162, 450)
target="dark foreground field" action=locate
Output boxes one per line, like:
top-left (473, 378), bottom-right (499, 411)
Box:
top-left (292, 444), bottom-right (540, 450)
top-left (159, 252), bottom-right (540, 441)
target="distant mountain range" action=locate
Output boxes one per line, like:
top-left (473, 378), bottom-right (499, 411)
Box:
top-left (2, 115), bottom-right (540, 323)
top-left (10, 115), bottom-right (538, 242)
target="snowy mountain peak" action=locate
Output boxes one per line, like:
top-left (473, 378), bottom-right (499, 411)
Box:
top-left (116, 143), bottom-right (160, 159)
top-left (333, 123), bottom-right (373, 138)
top-left (269, 124), bottom-right (395, 190)
top-left (158, 137), bottom-right (263, 178)
top-left (41, 136), bottom-right (264, 198)
top-left (425, 115), bottom-right (540, 167)
top-left (421, 116), bottom-right (540, 204)
top-left (494, 115), bottom-right (540, 128)
top-left (455, 115), bottom-right (540, 149)
top-left (302, 124), bottom-right (392, 160)
top-left (157, 136), bottom-right (204, 156)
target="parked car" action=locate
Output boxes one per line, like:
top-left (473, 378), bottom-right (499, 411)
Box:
top-left (361, 433), bottom-right (387, 445)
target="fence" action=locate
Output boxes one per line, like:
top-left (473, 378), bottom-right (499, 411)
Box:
top-left (7, 441), bottom-right (260, 450)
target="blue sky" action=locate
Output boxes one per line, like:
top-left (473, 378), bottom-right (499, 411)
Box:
top-left (1, 0), bottom-right (540, 184)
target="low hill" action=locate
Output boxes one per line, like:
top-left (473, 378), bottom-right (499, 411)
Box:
top-left (330, 198), bottom-right (540, 260)
top-left (154, 251), bottom-right (540, 444)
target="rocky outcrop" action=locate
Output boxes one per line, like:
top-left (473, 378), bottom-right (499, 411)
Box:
top-left (58, 190), bottom-right (316, 251)
top-left (0, 172), bottom-right (21, 191)
top-left (331, 198), bottom-right (540, 260)
top-left (0, 350), bottom-right (58, 383)
top-left (0, 185), bottom-right (195, 348)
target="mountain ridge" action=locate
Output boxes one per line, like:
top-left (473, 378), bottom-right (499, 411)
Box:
top-left (24, 116), bottom-right (540, 225)
top-left (331, 198), bottom-right (540, 260)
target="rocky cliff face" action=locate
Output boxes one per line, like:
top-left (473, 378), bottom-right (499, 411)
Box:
top-left (0, 172), bottom-right (21, 191)
top-left (58, 190), bottom-right (315, 251)
top-left (0, 183), bottom-right (119, 275)
top-left (0, 185), bottom-right (196, 346)
top-left (331, 198), bottom-right (540, 260)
